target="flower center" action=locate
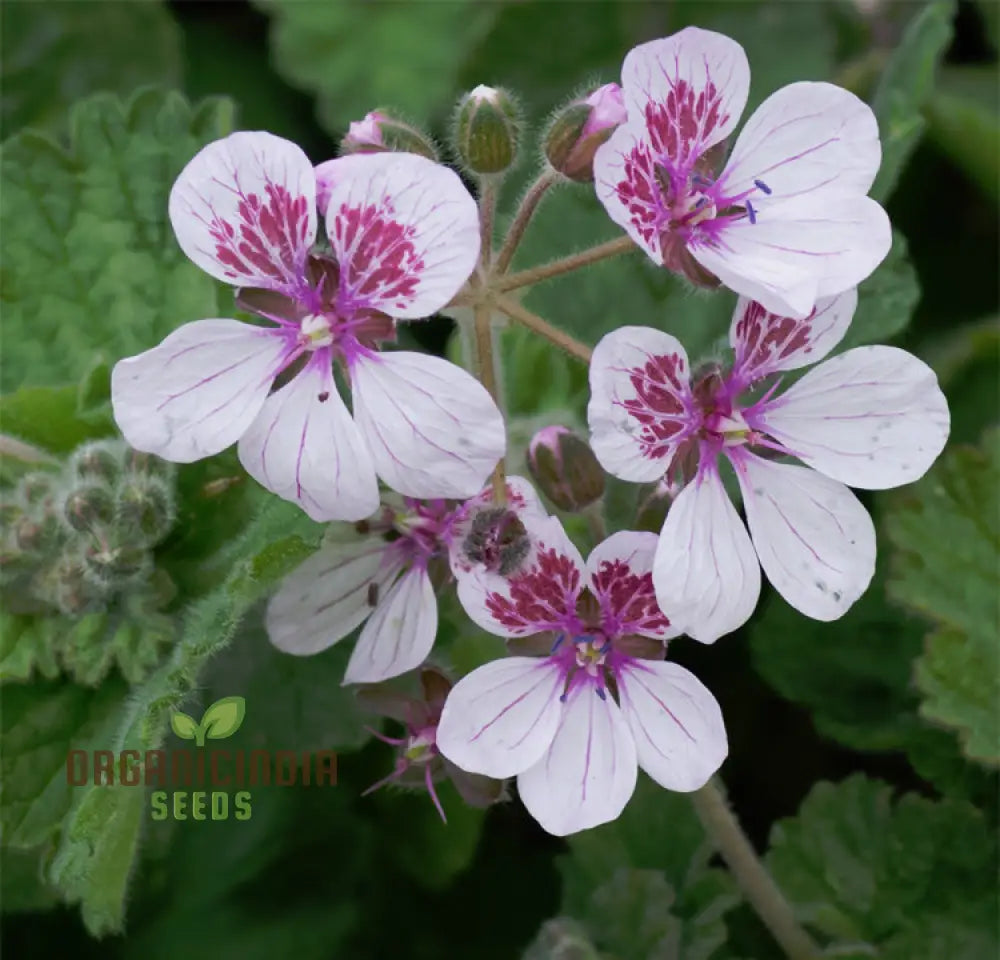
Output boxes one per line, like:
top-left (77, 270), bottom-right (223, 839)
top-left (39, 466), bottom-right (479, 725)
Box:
top-left (299, 313), bottom-right (334, 350)
top-left (691, 366), bottom-right (751, 448)
top-left (574, 634), bottom-right (609, 674)
top-left (403, 729), bottom-right (436, 764)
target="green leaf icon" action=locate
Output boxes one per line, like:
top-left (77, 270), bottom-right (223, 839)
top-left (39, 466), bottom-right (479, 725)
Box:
top-left (170, 711), bottom-right (198, 741)
top-left (199, 696), bottom-right (246, 742)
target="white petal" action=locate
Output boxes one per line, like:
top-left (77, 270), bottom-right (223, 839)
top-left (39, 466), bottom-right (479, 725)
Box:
top-left (755, 346), bottom-right (950, 489)
top-left (320, 152), bottom-right (479, 318)
top-left (729, 289), bottom-right (857, 388)
top-left (618, 660), bottom-right (727, 791)
top-left (690, 194), bottom-right (891, 319)
top-left (111, 319), bottom-right (290, 463)
top-left (518, 683), bottom-right (638, 836)
top-left (436, 657), bottom-right (564, 779)
top-left (343, 567), bottom-right (437, 683)
top-left (653, 465), bottom-right (761, 643)
top-left (168, 131), bottom-right (316, 290)
top-left (721, 82), bottom-right (881, 204)
top-left (265, 535), bottom-right (398, 655)
top-left (586, 531), bottom-right (677, 639)
top-left (594, 123), bottom-right (667, 264)
top-left (588, 326), bottom-right (695, 483)
top-left (448, 474), bottom-right (549, 579)
top-left (456, 515), bottom-right (587, 637)
top-left (621, 28), bottom-right (749, 162)
top-left (733, 452), bottom-right (876, 621)
top-left (350, 351), bottom-right (505, 499)
top-left (238, 356), bottom-right (380, 522)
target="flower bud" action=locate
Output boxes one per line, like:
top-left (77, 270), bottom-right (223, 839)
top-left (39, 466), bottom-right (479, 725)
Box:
top-left (82, 537), bottom-right (149, 585)
top-left (70, 441), bottom-right (123, 485)
top-left (51, 554), bottom-right (107, 615)
top-left (340, 110), bottom-right (439, 161)
top-left (115, 475), bottom-right (175, 546)
top-left (18, 472), bottom-right (56, 507)
top-left (527, 426), bottom-right (605, 512)
top-left (544, 83), bottom-right (626, 182)
top-left (453, 85), bottom-right (520, 175)
top-left (62, 483), bottom-right (116, 533)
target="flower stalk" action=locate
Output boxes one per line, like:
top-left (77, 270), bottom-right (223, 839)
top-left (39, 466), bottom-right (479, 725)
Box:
top-left (494, 170), bottom-right (559, 274)
top-left (691, 780), bottom-right (821, 960)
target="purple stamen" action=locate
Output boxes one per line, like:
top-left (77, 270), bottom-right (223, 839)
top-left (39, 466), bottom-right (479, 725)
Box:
top-left (595, 687), bottom-right (607, 701)
top-left (691, 174), bottom-right (713, 188)
top-left (746, 200), bottom-right (757, 225)
top-left (366, 726), bottom-right (408, 746)
top-left (424, 763), bottom-right (447, 824)
top-left (559, 692), bottom-right (568, 703)
top-left (551, 634), bottom-right (566, 654)
top-left (692, 196), bottom-right (709, 210)
top-left (753, 179), bottom-right (772, 195)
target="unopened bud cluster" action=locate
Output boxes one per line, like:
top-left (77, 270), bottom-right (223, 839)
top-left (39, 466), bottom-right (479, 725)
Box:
top-left (2, 439), bottom-right (178, 623)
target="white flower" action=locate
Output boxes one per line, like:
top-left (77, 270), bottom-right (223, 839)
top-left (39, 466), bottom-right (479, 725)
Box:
top-left (437, 516), bottom-right (727, 836)
top-left (111, 132), bottom-right (505, 521)
top-left (587, 290), bottom-right (950, 642)
top-left (594, 27), bottom-right (891, 318)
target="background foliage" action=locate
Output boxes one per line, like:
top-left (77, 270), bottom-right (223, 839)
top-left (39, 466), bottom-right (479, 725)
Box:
top-left (1, 1), bottom-right (997, 958)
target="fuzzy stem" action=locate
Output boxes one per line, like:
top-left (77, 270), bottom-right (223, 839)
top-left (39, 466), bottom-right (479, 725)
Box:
top-left (497, 235), bottom-right (635, 292)
top-left (494, 170), bottom-right (559, 274)
top-left (691, 780), bottom-right (821, 960)
top-left (494, 294), bottom-right (593, 364)
top-left (473, 302), bottom-right (507, 504)
top-left (479, 178), bottom-right (497, 268)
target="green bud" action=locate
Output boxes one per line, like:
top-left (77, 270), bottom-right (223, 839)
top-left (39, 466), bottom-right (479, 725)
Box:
top-left (115, 475), bottom-right (175, 545)
top-left (543, 83), bottom-right (626, 182)
top-left (18, 471), bottom-right (57, 507)
top-left (123, 447), bottom-right (173, 481)
top-left (527, 426), bottom-right (605, 513)
top-left (82, 537), bottom-right (149, 586)
top-left (70, 441), bottom-right (123, 485)
top-left (453, 85), bottom-right (520, 175)
top-left (340, 110), bottom-right (439, 160)
top-left (51, 554), bottom-right (108, 616)
top-left (62, 483), bottom-right (116, 533)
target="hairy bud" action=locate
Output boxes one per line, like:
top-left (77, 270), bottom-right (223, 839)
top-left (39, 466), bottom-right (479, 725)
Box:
top-left (340, 110), bottom-right (439, 160)
top-left (82, 537), bottom-right (149, 585)
top-left (544, 83), bottom-right (626, 182)
top-left (527, 426), bottom-right (605, 512)
top-left (461, 506), bottom-right (531, 576)
top-left (116, 475), bottom-right (175, 546)
top-left (62, 483), bottom-right (116, 533)
top-left (18, 472), bottom-right (57, 507)
top-left (453, 85), bottom-right (520, 175)
top-left (51, 554), bottom-right (107, 615)
top-left (70, 441), bottom-right (123, 485)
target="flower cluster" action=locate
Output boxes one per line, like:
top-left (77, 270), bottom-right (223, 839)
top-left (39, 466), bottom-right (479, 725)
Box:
top-left (110, 26), bottom-right (950, 836)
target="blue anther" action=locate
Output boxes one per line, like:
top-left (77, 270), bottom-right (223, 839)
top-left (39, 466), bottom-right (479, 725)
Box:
top-left (595, 687), bottom-right (607, 701)
top-left (550, 634), bottom-right (566, 654)
top-left (691, 174), bottom-right (712, 188)
top-left (573, 633), bottom-right (596, 646)
top-left (753, 178), bottom-right (772, 195)
top-left (598, 640), bottom-right (612, 655)
top-left (746, 200), bottom-right (757, 225)
top-left (559, 692), bottom-right (568, 703)
top-left (692, 196), bottom-right (710, 211)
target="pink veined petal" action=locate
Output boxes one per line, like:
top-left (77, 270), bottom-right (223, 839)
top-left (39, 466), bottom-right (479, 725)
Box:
top-left (456, 515), bottom-right (587, 638)
top-left (319, 152), bottom-right (480, 318)
top-left (690, 193), bottom-right (891, 320)
top-left (111, 318), bottom-right (291, 464)
top-left (720, 81), bottom-right (882, 204)
top-left (448, 474), bottom-right (549, 579)
top-left (588, 326), bottom-right (695, 483)
top-left (265, 533), bottom-right (401, 656)
top-left (169, 131), bottom-right (316, 291)
top-left (754, 345), bottom-right (951, 490)
top-left (343, 566), bottom-right (438, 684)
top-left (517, 682), bottom-right (638, 837)
top-left (436, 657), bottom-right (564, 779)
top-left (350, 350), bottom-right (505, 500)
top-left (732, 451), bottom-right (876, 621)
top-left (237, 355), bottom-right (380, 522)
top-left (617, 660), bottom-right (728, 792)
top-left (620, 28), bottom-right (750, 164)
top-left (586, 531), bottom-right (678, 640)
top-left (653, 464), bottom-right (761, 643)
top-left (594, 123), bottom-right (667, 264)
top-left (729, 289), bottom-right (857, 388)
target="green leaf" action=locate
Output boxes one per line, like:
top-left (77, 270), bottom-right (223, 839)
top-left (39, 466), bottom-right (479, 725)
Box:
top-left (0, 383), bottom-right (114, 454)
top-left (870, 0), bottom-right (955, 203)
top-left (255, 0), bottom-right (500, 135)
top-left (767, 775), bottom-right (998, 958)
top-left (0, 677), bottom-right (128, 849)
top-left (1, 0), bottom-right (182, 135)
top-left (43, 497), bottom-right (321, 935)
top-left (169, 711), bottom-right (197, 741)
top-left (926, 83), bottom-right (1000, 206)
top-left (1, 88), bottom-right (234, 389)
top-left (885, 429), bottom-right (1000, 765)
top-left (200, 695), bottom-right (246, 741)
top-left (0, 846), bottom-right (60, 913)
